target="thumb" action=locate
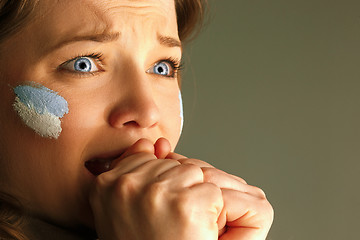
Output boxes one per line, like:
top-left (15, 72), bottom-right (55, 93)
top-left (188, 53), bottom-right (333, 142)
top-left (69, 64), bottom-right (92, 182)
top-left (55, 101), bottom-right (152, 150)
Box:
top-left (154, 137), bottom-right (171, 159)
top-left (110, 138), bottom-right (155, 168)
top-left (120, 138), bottom-right (155, 159)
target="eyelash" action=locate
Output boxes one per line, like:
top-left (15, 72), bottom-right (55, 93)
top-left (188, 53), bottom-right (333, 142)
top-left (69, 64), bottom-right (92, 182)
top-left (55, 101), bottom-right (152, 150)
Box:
top-left (158, 57), bottom-right (184, 78)
top-left (58, 52), bottom-right (105, 77)
top-left (58, 53), bottom-right (183, 78)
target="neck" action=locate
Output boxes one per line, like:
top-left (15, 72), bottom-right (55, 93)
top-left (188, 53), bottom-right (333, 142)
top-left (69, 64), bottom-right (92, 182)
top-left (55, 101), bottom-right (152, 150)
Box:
top-left (23, 216), bottom-right (97, 240)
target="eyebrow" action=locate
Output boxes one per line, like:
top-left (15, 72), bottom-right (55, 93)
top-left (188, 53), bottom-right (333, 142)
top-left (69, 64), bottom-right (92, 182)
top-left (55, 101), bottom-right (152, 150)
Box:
top-left (48, 31), bottom-right (181, 53)
top-left (157, 34), bottom-right (182, 48)
top-left (49, 32), bottom-right (121, 52)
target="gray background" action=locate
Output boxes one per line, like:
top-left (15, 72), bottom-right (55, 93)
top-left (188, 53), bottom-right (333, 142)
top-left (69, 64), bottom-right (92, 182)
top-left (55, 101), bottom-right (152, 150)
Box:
top-left (176, 0), bottom-right (360, 239)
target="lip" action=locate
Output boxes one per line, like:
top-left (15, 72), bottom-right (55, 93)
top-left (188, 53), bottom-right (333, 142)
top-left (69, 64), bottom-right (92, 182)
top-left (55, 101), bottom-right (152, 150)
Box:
top-left (84, 137), bottom-right (157, 176)
top-left (84, 150), bottom-right (125, 176)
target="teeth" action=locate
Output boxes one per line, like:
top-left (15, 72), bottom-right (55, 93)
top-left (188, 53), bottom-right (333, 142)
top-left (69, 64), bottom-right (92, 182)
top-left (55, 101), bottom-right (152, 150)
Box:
top-left (103, 161), bottom-right (111, 170)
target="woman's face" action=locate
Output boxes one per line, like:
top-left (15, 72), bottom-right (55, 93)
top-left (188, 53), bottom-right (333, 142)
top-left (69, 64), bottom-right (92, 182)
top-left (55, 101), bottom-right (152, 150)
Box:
top-left (0, 0), bottom-right (182, 228)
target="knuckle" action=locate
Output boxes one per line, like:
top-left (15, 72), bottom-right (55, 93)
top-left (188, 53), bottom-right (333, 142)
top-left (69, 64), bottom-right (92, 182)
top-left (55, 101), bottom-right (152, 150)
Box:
top-left (181, 164), bottom-right (204, 182)
top-left (182, 163), bottom-right (203, 174)
top-left (260, 199), bottom-right (274, 223)
top-left (201, 167), bottom-right (217, 181)
top-left (145, 181), bottom-right (166, 199)
top-left (174, 190), bottom-right (194, 214)
top-left (177, 189), bottom-right (192, 203)
top-left (93, 173), bottom-right (109, 190)
top-left (174, 184), bottom-right (223, 222)
top-left (135, 152), bottom-right (157, 160)
top-left (237, 176), bottom-right (247, 184)
top-left (171, 192), bottom-right (194, 225)
top-left (91, 172), bottom-right (113, 197)
top-left (267, 201), bottom-right (274, 220)
top-left (89, 173), bottom-right (116, 207)
top-left (178, 158), bottom-right (212, 167)
top-left (177, 158), bottom-right (196, 165)
top-left (252, 191), bottom-right (274, 222)
top-left (265, 201), bottom-right (274, 220)
top-left (113, 173), bottom-right (139, 199)
top-left (251, 185), bottom-right (267, 199)
top-left (202, 182), bottom-right (222, 193)
top-left (163, 158), bottom-right (181, 166)
top-left (141, 182), bottom-right (167, 211)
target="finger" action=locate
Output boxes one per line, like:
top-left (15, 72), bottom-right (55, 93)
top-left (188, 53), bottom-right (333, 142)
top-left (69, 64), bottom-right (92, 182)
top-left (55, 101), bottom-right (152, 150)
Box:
top-left (188, 183), bottom-right (224, 226)
top-left (200, 168), bottom-right (268, 200)
top-left (219, 189), bottom-right (273, 240)
top-left (120, 138), bottom-right (155, 159)
top-left (202, 167), bottom-right (248, 185)
top-left (110, 138), bottom-right (155, 169)
top-left (125, 158), bottom-right (182, 183)
top-left (178, 158), bottom-right (215, 168)
top-left (102, 152), bottom-right (158, 184)
top-left (154, 137), bottom-right (171, 159)
top-left (166, 152), bottom-right (187, 160)
top-left (111, 138), bottom-right (155, 167)
top-left (202, 168), bottom-right (248, 192)
top-left (156, 163), bottom-right (204, 189)
top-left (210, 170), bottom-right (248, 185)
top-left (217, 205), bottom-right (227, 236)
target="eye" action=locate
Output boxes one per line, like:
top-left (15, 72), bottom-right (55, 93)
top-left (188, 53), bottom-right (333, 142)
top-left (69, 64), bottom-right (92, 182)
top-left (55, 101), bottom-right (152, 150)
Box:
top-left (153, 62), bottom-right (171, 76)
top-left (61, 57), bottom-right (98, 73)
top-left (147, 59), bottom-right (181, 78)
top-left (148, 61), bottom-right (173, 77)
top-left (58, 53), bottom-right (104, 75)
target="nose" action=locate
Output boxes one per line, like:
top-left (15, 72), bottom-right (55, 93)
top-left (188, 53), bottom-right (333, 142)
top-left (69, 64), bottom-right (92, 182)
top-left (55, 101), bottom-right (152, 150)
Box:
top-left (108, 74), bottom-right (160, 129)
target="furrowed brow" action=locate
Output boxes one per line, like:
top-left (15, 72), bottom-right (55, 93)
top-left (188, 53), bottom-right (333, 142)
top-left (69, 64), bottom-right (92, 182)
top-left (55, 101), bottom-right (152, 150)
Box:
top-left (47, 32), bottom-right (120, 53)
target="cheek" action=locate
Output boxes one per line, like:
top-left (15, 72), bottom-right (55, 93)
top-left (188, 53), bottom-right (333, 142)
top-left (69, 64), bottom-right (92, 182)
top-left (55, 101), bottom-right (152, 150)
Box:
top-left (160, 90), bottom-right (183, 150)
top-left (12, 82), bottom-right (69, 139)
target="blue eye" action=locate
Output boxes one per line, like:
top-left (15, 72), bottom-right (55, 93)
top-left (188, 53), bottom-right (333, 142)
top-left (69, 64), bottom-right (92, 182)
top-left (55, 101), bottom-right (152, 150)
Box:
top-left (147, 59), bottom-right (181, 78)
top-left (69, 57), bottom-right (98, 73)
top-left (74, 58), bottom-right (93, 72)
top-left (59, 54), bottom-right (102, 75)
top-left (153, 62), bottom-right (171, 76)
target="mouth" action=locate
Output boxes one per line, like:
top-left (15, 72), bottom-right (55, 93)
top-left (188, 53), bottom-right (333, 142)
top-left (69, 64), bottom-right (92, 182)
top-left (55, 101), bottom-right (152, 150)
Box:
top-left (85, 152), bottom-right (123, 176)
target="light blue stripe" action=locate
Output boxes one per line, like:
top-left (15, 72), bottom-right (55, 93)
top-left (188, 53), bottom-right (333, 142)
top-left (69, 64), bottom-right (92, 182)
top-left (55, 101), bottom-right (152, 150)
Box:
top-left (14, 82), bottom-right (69, 118)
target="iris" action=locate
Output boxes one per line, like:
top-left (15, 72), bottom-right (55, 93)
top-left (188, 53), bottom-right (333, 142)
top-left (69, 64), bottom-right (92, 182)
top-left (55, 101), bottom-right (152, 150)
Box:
top-left (74, 57), bottom-right (92, 72)
top-left (153, 62), bottom-right (170, 76)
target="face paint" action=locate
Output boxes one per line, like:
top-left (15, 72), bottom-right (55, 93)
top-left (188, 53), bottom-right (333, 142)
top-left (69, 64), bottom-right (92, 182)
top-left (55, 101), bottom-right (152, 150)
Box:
top-left (13, 82), bottom-right (69, 139)
top-left (179, 91), bottom-right (184, 134)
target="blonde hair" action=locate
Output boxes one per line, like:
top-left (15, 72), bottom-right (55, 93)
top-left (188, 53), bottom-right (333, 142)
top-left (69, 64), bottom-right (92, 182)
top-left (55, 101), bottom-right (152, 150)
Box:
top-left (0, 0), bottom-right (207, 239)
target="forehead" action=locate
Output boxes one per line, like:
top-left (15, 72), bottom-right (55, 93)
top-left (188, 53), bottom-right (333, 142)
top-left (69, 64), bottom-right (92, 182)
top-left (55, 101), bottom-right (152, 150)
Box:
top-left (31, 0), bottom-right (178, 53)
top-left (38, 0), bottom-right (176, 24)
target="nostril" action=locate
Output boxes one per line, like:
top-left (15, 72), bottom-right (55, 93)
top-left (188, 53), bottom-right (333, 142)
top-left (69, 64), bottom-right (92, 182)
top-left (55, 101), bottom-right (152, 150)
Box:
top-left (123, 120), bottom-right (140, 127)
top-left (123, 120), bottom-right (158, 129)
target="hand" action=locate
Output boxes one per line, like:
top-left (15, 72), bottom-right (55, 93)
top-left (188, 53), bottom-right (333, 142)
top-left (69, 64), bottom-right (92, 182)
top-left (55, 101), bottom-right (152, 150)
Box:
top-left (167, 153), bottom-right (274, 240)
top-left (89, 138), bottom-right (223, 240)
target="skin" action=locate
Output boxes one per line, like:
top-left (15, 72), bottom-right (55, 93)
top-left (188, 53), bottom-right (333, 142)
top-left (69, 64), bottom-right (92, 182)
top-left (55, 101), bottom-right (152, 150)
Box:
top-left (0, 0), bottom-right (273, 239)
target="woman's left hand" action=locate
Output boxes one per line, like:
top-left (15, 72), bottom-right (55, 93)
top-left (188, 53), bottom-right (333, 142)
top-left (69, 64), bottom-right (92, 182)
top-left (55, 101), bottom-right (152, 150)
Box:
top-left (166, 152), bottom-right (274, 240)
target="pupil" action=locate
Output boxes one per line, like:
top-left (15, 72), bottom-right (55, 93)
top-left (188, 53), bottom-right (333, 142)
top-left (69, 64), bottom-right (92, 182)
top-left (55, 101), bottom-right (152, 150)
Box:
top-left (158, 66), bottom-right (164, 73)
top-left (79, 62), bottom-right (87, 70)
